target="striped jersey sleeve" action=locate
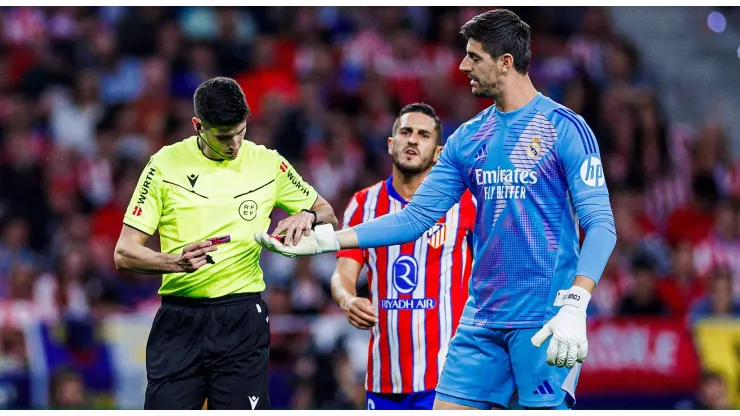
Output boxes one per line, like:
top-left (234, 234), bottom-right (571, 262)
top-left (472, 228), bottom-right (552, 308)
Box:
top-left (336, 189), bottom-right (368, 265)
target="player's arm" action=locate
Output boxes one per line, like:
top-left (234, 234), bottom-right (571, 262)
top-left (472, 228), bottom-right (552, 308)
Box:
top-left (331, 258), bottom-right (377, 330)
top-left (531, 109), bottom-right (617, 368)
top-left (113, 157), bottom-right (217, 274)
top-left (272, 155), bottom-right (337, 246)
top-left (255, 135), bottom-right (467, 256)
top-left (557, 113), bottom-right (617, 292)
top-left (330, 194), bottom-right (377, 329)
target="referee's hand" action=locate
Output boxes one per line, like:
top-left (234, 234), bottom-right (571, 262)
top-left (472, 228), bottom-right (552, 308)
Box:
top-left (176, 241), bottom-right (218, 272)
top-left (272, 211), bottom-right (315, 247)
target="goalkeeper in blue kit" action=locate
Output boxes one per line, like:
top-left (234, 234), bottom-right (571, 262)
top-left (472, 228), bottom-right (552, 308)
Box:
top-left (256, 9), bottom-right (616, 410)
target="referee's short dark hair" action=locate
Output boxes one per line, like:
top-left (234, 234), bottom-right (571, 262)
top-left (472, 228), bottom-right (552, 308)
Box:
top-left (460, 9), bottom-right (532, 74)
top-left (194, 77), bottom-right (251, 127)
top-left (392, 103), bottom-right (443, 144)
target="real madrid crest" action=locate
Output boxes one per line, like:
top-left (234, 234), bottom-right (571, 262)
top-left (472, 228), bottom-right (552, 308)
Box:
top-left (526, 136), bottom-right (542, 158)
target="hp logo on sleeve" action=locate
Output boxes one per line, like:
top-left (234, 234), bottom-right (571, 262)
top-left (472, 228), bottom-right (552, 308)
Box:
top-left (580, 157), bottom-right (605, 187)
top-left (392, 255), bottom-right (419, 294)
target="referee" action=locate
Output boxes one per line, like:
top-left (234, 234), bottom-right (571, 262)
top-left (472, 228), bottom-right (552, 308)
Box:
top-left (113, 77), bottom-right (338, 410)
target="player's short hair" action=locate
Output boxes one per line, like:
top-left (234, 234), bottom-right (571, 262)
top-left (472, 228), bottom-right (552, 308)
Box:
top-left (193, 77), bottom-right (251, 127)
top-left (460, 9), bottom-right (532, 74)
top-left (392, 103), bottom-right (443, 144)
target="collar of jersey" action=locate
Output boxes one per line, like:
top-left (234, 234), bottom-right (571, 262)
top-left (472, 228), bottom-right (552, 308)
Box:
top-left (494, 92), bottom-right (544, 127)
top-left (193, 135), bottom-right (236, 166)
top-left (385, 175), bottom-right (409, 205)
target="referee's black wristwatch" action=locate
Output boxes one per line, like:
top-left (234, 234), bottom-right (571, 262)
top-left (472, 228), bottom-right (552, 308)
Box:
top-left (301, 209), bottom-right (322, 228)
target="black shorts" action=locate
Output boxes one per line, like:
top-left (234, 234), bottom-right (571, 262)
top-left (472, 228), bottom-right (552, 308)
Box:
top-left (144, 292), bottom-right (271, 410)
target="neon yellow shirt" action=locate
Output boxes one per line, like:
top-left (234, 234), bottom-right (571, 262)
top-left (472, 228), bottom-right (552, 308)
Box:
top-left (123, 136), bottom-right (318, 297)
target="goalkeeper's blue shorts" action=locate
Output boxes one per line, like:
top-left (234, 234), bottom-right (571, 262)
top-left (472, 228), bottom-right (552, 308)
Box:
top-left (435, 324), bottom-right (580, 409)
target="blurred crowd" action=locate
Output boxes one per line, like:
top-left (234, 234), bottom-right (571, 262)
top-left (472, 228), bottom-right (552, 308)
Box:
top-left (0, 6), bottom-right (737, 410)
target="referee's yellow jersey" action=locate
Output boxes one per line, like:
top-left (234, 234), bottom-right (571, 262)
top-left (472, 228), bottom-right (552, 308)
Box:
top-left (123, 136), bottom-right (318, 298)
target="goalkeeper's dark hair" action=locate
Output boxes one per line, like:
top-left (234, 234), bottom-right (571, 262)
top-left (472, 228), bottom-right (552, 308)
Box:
top-left (460, 9), bottom-right (532, 74)
top-left (392, 103), bottom-right (443, 144)
top-left (193, 77), bottom-right (250, 127)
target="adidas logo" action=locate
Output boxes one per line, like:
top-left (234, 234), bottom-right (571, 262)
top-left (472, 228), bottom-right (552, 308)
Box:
top-left (532, 380), bottom-right (555, 395)
top-left (474, 144), bottom-right (488, 161)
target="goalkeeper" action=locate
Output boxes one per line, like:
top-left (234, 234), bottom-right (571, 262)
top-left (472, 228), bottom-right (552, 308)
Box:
top-left (257, 9), bottom-right (616, 410)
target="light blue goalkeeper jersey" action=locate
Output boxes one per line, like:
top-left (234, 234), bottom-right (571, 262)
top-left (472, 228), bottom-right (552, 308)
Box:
top-left (354, 93), bottom-right (617, 328)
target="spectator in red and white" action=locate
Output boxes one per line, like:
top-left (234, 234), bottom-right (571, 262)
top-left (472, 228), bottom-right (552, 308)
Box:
top-left (657, 241), bottom-right (706, 318)
top-left (693, 200), bottom-right (739, 281)
top-left (632, 90), bottom-right (693, 224)
top-left (666, 174), bottom-right (719, 246)
top-left (692, 121), bottom-right (732, 198)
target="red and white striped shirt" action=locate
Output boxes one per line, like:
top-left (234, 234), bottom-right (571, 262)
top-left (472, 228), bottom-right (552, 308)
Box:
top-left (338, 176), bottom-right (476, 394)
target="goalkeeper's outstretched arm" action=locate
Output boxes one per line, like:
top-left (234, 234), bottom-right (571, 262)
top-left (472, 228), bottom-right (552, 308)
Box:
top-left (255, 179), bottom-right (463, 256)
top-left (336, 185), bottom-right (457, 249)
top-left (340, 145), bottom-right (467, 250)
top-left (254, 139), bottom-right (467, 257)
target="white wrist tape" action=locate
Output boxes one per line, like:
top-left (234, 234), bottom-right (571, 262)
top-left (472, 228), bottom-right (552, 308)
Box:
top-left (553, 286), bottom-right (591, 310)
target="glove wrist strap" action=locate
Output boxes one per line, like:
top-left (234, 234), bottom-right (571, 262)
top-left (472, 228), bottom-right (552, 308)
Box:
top-left (313, 224), bottom-right (340, 252)
top-left (554, 286), bottom-right (591, 311)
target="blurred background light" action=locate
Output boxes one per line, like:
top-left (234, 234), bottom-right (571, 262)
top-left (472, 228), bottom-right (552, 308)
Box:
top-left (708, 11), bottom-right (727, 33)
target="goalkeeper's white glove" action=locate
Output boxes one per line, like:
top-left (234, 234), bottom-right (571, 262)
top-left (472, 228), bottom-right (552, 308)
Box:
top-left (254, 224), bottom-right (339, 258)
top-left (531, 286), bottom-right (590, 369)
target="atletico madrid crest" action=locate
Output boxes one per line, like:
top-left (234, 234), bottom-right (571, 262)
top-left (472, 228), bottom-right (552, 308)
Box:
top-left (426, 222), bottom-right (447, 249)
